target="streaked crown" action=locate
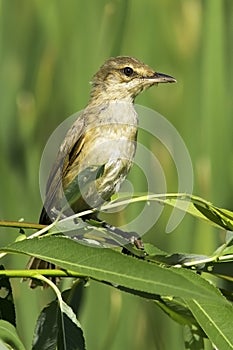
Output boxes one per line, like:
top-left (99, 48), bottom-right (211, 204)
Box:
top-left (90, 56), bottom-right (176, 101)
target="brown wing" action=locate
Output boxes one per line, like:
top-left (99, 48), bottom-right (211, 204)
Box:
top-left (39, 113), bottom-right (86, 224)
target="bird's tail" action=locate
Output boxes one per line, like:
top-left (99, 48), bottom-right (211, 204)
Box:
top-left (26, 256), bottom-right (58, 288)
top-left (27, 207), bottom-right (58, 288)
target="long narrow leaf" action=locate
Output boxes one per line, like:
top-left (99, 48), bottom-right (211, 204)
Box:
top-left (1, 236), bottom-right (225, 302)
top-left (101, 193), bottom-right (233, 231)
top-left (186, 298), bottom-right (233, 349)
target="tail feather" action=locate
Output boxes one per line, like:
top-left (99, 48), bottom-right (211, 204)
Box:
top-left (27, 207), bottom-right (59, 288)
top-left (26, 256), bottom-right (58, 288)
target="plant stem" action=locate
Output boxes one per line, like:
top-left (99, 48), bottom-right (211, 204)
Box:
top-left (0, 269), bottom-right (85, 279)
top-left (0, 220), bottom-right (45, 230)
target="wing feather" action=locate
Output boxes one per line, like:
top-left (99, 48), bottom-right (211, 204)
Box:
top-left (40, 114), bottom-right (86, 223)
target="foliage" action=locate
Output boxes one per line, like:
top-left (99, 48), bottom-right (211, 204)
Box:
top-left (0, 194), bottom-right (233, 349)
top-left (0, 0), bottom-right (233, 349)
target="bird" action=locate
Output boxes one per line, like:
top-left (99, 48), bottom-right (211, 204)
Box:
top-left (27, 56), bottom-right (176, 287)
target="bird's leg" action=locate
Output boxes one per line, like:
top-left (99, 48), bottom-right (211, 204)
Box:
top-left (102, 222), bottom-right (146, 258)
top-left (79, 214), bottom-right (145, 256)
top-left (101, 221), bottom-right (144, 250)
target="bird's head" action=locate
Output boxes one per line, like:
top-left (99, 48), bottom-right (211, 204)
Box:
top-left (90, 56), bottom-right (176, 102)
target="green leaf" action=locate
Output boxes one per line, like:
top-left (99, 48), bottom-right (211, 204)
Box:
top-left (186, 298), bottom-right (233, 349)
top-left (221, 245), bottom-right (233, 256)
top-left (156, 194), bottom-right (233, 230)
top-left (204, 260), bottom-right (233, 282)
top-left (184, 325), bottom-right (204, 350)
top-left (49, 218), bottom-right (132, 249)
top-left (1, 236), bottom-right (224, 301)
top-left (0, 266), bottom-right (16, 327)
top-left (102, 193), bottom-right (233, 231)
top-left (0, 320), bottom-right (25, 350)
top-left (154, 297), bottom-right (200, 328)
top-left (32, 286), bottom-right (86, 350)
top-left (226, 231), bottom-right (233, 245)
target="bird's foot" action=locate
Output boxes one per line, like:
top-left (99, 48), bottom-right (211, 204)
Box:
top-left (101, 222), bottom-right (146, 257)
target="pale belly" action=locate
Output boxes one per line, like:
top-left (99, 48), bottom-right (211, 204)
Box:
top-left (69, 128), bottom-right (137, 210)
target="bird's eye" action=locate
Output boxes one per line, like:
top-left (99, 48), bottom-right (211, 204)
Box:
top-left (123, 66), bottom-right (134, 77)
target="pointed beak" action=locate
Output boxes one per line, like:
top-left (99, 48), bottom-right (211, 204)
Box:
top-left (151, 72), bottom-right (176, 84)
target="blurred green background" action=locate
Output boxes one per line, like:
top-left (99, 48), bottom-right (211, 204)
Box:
top-left (0, 0), bottom-right (233, 349)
